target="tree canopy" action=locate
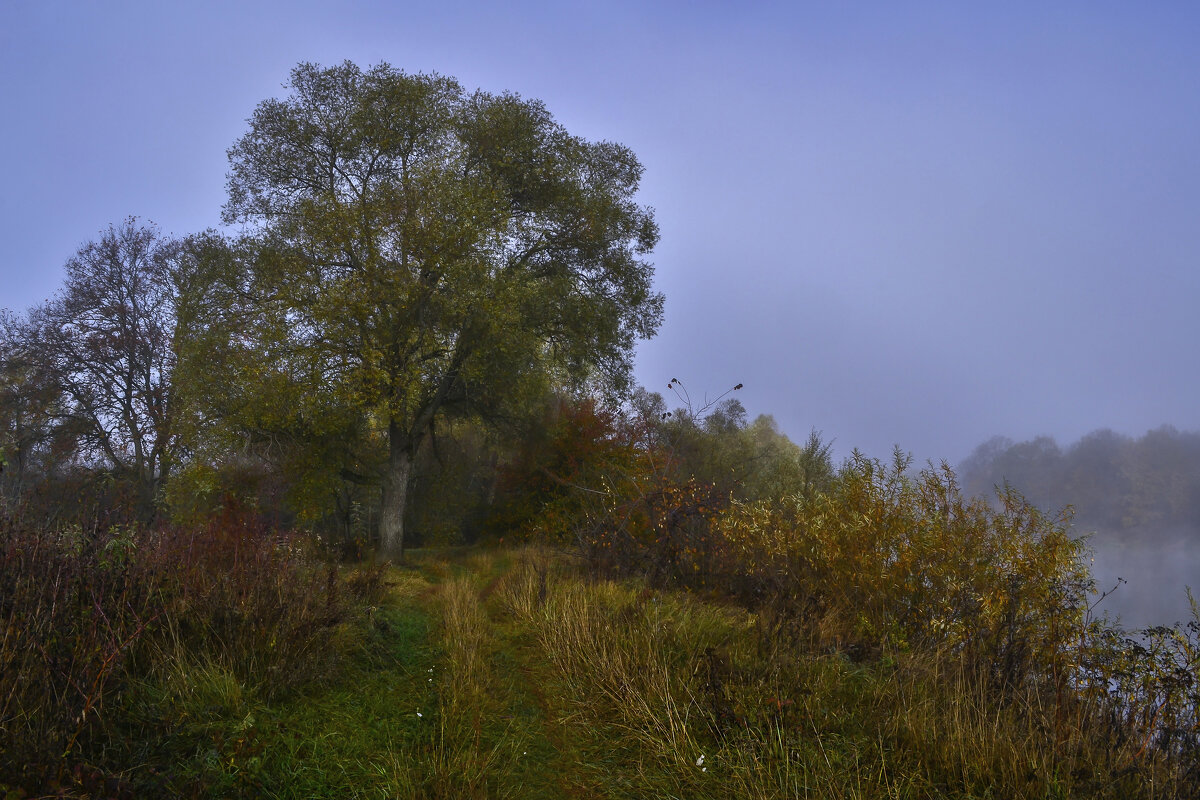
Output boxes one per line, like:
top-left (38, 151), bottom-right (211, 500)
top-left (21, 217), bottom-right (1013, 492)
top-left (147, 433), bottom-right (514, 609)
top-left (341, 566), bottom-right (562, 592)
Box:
top-left (182, 61), bottom-right (663, 557)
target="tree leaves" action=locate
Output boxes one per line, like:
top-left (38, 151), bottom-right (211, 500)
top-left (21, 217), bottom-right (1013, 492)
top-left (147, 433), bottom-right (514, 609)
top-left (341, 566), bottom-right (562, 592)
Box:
top-left (188, 61), bottom-right (663, 553)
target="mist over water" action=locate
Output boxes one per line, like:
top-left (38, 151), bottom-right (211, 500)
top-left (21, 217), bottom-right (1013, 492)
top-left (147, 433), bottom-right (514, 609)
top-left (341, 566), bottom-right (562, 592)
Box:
top-left (958, 426), bottom-right (1200, 632)
top-left (1085, 528), bottom-right (1200, 631)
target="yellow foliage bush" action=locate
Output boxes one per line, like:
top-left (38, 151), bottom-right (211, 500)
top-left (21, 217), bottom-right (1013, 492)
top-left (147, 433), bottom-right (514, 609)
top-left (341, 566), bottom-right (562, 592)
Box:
top-left (718, 451), bottom-right (1091, 685)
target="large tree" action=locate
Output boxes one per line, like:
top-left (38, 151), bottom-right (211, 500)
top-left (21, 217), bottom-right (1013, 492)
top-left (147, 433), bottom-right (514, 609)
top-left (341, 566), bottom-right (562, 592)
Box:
top-left (214, 61), bottom-right (662, 558)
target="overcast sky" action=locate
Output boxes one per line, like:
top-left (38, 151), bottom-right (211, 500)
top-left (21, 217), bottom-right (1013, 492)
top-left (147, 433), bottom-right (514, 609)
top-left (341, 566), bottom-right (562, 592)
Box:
top-left (2, 1), bottom-right (1198, 466)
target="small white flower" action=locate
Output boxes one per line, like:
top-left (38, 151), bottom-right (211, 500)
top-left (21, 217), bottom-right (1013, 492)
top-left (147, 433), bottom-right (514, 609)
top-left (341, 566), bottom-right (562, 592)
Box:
top-left (702, 767), bottom-right (707, 773)
top-left (696, 754), bottom-right (705, 767)
top-left (416, 711), bottom-right (423, 718)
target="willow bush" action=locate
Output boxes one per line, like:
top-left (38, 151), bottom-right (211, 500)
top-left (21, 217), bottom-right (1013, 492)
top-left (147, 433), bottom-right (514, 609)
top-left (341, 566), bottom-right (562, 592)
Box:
top-left (718, 451), bottom-right (1091, 682)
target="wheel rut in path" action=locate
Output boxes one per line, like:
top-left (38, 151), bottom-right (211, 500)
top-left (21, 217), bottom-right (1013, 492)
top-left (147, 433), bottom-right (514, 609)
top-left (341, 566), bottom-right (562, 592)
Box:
top-left (475, 558), bottom-right (601, 800)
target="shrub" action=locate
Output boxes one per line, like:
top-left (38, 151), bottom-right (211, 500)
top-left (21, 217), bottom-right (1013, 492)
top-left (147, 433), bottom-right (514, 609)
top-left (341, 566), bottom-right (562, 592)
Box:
top-left (0, 517), bottom-right (163, 791)
top-left (488, 397), bottom-right (643, 542)
top-left (142, 502), bottom-right (347, 697)
top-left (0, 501), bottom-right (361, 796)
top-left (718, 452), bottom-right (1091, 680)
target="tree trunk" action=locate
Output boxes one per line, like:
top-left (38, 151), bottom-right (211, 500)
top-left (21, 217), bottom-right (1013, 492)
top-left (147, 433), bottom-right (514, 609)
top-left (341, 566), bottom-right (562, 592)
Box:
top-left (136, 475), bottom-right (159, 528)
top-left (379, 422), bottom-right (414, 561)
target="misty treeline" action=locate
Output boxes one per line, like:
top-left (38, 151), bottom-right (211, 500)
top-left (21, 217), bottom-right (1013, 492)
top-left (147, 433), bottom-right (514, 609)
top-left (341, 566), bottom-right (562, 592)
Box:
top-left (960, 427), bottom-right (1200, 541)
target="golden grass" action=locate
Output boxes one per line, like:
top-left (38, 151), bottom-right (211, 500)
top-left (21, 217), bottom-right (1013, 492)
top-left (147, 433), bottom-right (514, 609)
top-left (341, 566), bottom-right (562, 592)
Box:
top-left (484, 545), bottom-right (1192, 799)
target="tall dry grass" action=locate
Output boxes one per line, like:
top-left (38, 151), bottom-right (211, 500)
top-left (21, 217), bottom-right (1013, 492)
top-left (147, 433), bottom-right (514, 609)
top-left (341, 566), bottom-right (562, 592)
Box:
top-left (498, 539), bottom-right (1200, 798)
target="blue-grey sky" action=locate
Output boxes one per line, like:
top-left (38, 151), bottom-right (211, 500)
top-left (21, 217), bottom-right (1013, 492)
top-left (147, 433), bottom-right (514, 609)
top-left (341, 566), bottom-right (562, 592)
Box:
top-left (3, 1), bottom-right (1199, 466)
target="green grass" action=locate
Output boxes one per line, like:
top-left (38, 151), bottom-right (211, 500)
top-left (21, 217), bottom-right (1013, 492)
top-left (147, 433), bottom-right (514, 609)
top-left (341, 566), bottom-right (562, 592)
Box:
top-left (251, 604), bottom-right (437, 798)
top-left (78, 545), bottom-right (1192, 798)
top-left (147, 574), bottom-right (439, 798)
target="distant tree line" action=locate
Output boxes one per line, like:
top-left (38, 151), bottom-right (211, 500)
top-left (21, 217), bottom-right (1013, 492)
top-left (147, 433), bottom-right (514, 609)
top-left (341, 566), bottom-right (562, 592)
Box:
top-left (959, 426), bottom-right (1200, 539)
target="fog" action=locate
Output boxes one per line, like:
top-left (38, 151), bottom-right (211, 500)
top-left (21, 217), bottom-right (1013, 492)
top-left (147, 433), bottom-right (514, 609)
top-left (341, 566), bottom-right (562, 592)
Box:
top-left (1087, 530), bottom-right (1199, 631)
top-left (959, 427), bottom-right (1200, 630)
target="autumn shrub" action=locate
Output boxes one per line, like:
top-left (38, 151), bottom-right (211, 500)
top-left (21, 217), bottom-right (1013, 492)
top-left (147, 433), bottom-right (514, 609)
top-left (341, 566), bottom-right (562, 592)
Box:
top-left (0, 516), bottom-right (163, 791)
top-left (718, 452), bottom-right (1091, 680)
top-left (488, 397), bottom-right (641, 541)
top-left (489, 396), bottom-right (739, 591)
top-left (142, 502), bottom-right (350, 696)
top-left (0, 502), bottom-right (364, 796)
top-left (582, 476), bottom-right (731, 588)
top-left (1069, 609), bottom-right (1200, 787)
top-left (711, 450), bottom-right (1200, 788)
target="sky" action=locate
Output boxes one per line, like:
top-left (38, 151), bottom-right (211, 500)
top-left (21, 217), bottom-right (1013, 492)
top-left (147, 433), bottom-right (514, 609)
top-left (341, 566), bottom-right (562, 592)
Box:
top-left (3, 0), bottom-right (1199, 467)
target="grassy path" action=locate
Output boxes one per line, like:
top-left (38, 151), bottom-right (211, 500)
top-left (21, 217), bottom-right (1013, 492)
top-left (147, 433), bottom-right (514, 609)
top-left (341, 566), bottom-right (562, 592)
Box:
top-left (197, 548), bottom-right (904, 799)
top-left (232, 549), bottom-right (607, 799)
top-left (475, 556), bottom-right (603, 799)
top-left (172, 545), bottom-right (1129, 799)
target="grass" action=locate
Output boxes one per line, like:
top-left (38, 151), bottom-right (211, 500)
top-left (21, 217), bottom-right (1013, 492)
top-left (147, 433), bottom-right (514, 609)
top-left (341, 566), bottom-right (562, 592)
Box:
top-left (5, 539), bottom-right (1193, 797)
top-left (480, 547), bottom-right (1178, 799)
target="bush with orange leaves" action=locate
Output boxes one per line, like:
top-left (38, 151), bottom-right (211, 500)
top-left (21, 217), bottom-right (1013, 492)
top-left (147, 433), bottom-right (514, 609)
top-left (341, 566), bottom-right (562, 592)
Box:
top-left (487, 397), bottom-right (640, 544)
top-left (488, 396), bottom-right (736, 587)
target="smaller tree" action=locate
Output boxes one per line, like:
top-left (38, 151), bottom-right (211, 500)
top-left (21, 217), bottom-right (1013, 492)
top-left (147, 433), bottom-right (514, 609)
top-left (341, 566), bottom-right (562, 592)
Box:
top-left (487, 396), bottom-right (636, 543)
top-left (0, 313), bottom-right (67, 505)
top-left (3, 219), bottom-right (181, 521)
top-left (638, 382), bottom-right (834, 503)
